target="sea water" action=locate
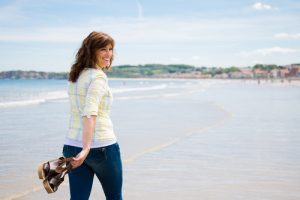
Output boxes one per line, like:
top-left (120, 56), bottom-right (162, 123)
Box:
top-left (0, 79), bottom-right (299, 200)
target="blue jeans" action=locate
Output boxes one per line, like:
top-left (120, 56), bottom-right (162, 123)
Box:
top-left (63, 143), bottom-right (123, 200)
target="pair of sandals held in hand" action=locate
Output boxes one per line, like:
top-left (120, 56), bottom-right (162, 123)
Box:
top-left (38, 157), bottom-right (73, 193)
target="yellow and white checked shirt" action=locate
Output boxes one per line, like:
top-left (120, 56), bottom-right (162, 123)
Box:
top-left (64, 68), bottom-right (116, 148)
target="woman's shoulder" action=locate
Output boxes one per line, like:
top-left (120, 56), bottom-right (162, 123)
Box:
top-left (85, 68), bottom-right (107, 79)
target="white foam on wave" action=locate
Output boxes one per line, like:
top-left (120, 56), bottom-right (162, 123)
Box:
top-left (0, 84), bottom-right (168, 108)
top-left (0, 82), bottom-right (209, 108)
top-left (116, 89), bottom-right (207, 101)
top-left (116, 94), bottom-right (159, 100)
top-left (112, 84), bottom-right (167, 93)
top-left (0, 91), bottom-right (68, 108)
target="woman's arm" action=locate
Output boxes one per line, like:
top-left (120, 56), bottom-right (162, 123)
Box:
top-left (71, 73), bottom-right (106, 168)
top-left (71, 115), bottom-right (96, 168)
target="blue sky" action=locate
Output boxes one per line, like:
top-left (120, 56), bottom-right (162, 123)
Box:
top-left (0, 0), bottom-right (299, 72)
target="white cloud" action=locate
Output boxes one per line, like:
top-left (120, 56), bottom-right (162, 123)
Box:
top-left (257, 47), bottom-right (297, 55)
top-left (240, 47), bottom-right (298, 57)
top-left (0, 18), bottom-right (223, 43)
top-left (0, 16), bottom-right (274, 44)
top-left (0, 13), bottom-right (296, 45)
top-left (0, 27), bottom-right (85, 42)
top-left (274, 33), bottom-right (300, 39)
top-left (253, 2), bottom-right (272, 10)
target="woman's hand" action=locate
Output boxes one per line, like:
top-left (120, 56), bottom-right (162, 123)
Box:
top-left (71, 148), bottom-right (90, 168)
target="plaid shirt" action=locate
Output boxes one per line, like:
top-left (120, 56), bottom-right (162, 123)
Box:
top-left (65, 68), bottom-right (116, 147)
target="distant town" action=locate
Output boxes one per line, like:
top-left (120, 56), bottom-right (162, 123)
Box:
top-left (0, 63), bottom-right (299, 80)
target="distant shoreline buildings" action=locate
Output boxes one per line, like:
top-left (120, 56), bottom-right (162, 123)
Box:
top-left (148, 63), bottom-right (300, 79)
top-left (0, 64), bottom-right (299, 80)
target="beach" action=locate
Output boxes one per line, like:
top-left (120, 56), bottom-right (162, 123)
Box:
top-left (0, 79), bottom-right (300, 200)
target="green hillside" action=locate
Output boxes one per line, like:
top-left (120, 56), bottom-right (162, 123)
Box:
top-left (106, 64), bottom-right (195, 78)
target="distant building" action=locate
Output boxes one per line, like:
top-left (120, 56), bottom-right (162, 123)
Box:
top-left (229, 72), bottom-right (243, 78)
top-left (290, 64), bottom-right (300, 77)
top-left (164, 71), bottom-right (209, 79)
top-left (239, 69), bottom-right (254, 78)
top-left (270, 69), bottom-right (279, 78)
top-left (278, 68), bottom-right (289, 78)
top-left (253, 69), bottom-right (269, 78)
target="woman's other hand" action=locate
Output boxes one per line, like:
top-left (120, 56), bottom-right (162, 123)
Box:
top-left (71, 148), bottom-right (90, 168)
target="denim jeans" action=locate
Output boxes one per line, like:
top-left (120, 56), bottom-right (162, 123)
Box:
top-left (63, 143), bottom-right (123, 200)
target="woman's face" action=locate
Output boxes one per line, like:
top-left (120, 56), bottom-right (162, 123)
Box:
top-left (96, 44), bottom-right (113, 68)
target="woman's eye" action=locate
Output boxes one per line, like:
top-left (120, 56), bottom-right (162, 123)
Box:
top-left (100, 48), bottom-right (113, 52)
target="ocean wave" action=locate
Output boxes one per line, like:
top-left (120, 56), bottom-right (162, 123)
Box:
top-left (116, 94), bottom-right (159, 100)
top-left (115, 89), bottom-right (206, 100)
top-left (0, 83), bottom-right (205, 108)
top-left (111, 84), bottom-right (167, 93)
top-left (0, 91), bottom-right (68, 108)
top-left (0, 84), bottom-right (168, 108)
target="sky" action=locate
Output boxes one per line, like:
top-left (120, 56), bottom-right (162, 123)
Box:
top-left (0, 0), bottom-right (300, 72)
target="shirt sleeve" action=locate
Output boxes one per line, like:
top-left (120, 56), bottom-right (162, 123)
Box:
top-left (82, 74), bottom-right (107, 117)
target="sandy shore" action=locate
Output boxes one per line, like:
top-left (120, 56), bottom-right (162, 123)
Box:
top-left (1, 79), bottom-right (300, 200)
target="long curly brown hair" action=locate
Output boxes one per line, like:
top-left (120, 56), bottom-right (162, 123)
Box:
top-left (68, 31), bottom-right (115, 82)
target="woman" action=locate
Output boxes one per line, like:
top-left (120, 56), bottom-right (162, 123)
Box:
top-left (63, 31), bottom-right (123, 200)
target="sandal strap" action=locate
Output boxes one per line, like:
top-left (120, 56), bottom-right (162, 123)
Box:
top-left (64, 157), bottom-right (73, 163)
top-left (54, 157), bottom-right (73, 173)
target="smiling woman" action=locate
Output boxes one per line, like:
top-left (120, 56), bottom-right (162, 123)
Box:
top-left (64, 31), bottom-right (123, 200)
top-left (68, 31), bottom-right (115, 82)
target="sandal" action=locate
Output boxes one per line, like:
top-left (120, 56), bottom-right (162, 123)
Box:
top-left (38, 156), bottom-right (73, 193)
top-left (38, 157), bottom-right (73, 180)
top-left (42, 164), bottom-right (72, 193)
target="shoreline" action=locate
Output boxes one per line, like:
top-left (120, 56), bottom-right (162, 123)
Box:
top-left (0, 76), bottom-right (300, 82)
top-left (109, 77), bottom-right (300, 86)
